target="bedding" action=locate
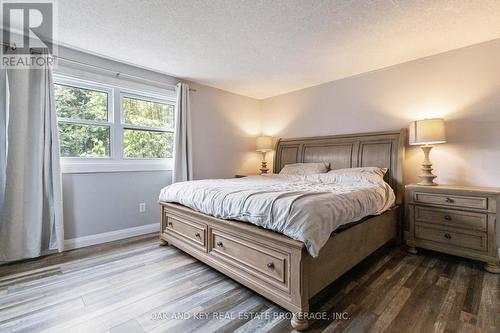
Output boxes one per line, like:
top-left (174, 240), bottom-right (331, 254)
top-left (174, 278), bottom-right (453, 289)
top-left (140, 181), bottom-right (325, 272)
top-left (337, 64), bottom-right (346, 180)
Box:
top-left (328, 166), bottom-right (388, 179)
top-left (279, 162), bottom-right (329, 175)
top-left (159, 172), bottom-right (395, 257)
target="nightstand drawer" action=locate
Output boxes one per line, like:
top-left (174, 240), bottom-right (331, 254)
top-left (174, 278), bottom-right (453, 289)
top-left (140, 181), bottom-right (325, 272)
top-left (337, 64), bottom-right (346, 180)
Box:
top-left (413, 192), bottom-right (487, 210)
top-left (415, 224), bottom-right (487, 252)
top-left (414, 206), bottom-right (487, 232)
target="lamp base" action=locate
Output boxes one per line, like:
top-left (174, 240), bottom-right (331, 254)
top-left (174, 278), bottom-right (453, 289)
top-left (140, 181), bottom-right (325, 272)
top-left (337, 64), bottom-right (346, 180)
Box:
top-left (417, 179), bottom-right (438, 186)
top-left (259, 152), bottom-right (268, 174)
top-left (417, 145), bottom-right (438, 186)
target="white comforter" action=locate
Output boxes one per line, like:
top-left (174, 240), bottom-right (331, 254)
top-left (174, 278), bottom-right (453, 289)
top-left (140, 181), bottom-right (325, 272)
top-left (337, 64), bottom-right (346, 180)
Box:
top-left (159, 174), bottom-right (395, 257)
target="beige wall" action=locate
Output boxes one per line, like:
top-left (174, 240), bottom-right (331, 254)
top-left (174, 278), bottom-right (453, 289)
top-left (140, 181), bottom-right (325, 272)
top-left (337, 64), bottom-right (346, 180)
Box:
top-left (261, 39), bottom-right (500, 187)
top-left (189, 82), bottom-right (262, 179)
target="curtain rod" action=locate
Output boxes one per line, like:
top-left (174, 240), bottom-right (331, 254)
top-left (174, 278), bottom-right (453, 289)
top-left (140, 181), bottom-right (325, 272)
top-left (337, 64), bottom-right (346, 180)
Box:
top-left (1, 42), bottom-right (196, 92)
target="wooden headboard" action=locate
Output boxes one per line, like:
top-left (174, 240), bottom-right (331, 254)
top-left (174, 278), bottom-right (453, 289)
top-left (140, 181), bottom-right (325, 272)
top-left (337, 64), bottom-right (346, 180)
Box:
top-left (273, 130), bottom-right (406, 204)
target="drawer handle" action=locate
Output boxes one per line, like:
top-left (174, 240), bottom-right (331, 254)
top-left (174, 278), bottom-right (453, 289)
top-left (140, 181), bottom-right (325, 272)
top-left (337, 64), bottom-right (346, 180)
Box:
top-left (267, 262), bottom-right (274, 269)
top-left (168, 222), bottom-right (173, 227)
top-left (195, 232), bottom-right (201, 238)
top-left (445, 198), bottom-right (455, 203)
top-left (444, 233), bottom-right (452, 239)
top-left (444, 215), bottom-right (452, 221)
top-left (216, 241), bottom-right (223, 247)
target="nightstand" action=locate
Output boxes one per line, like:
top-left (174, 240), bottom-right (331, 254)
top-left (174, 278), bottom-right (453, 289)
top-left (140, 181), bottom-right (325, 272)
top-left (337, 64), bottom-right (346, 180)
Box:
top-left (405, 184), bottom-right (500, 273)
top-left (234, 174), bottom-right (260, 178)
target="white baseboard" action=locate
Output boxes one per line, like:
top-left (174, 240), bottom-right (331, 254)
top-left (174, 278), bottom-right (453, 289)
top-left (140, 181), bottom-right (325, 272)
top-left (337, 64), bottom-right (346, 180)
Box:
top-left (63, 223), bottom-right (158, 251)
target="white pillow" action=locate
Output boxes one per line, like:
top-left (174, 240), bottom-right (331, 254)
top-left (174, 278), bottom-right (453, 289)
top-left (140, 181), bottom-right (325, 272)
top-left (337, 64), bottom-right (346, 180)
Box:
top-left (279, 162), bottom-right (329, 176)
top-left (328, 167), bottom-right (388, 180)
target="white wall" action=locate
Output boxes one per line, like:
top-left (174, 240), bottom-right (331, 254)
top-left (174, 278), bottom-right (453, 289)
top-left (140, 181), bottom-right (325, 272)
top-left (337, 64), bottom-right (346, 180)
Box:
top-left (261, 39), bottom-right (500, 187)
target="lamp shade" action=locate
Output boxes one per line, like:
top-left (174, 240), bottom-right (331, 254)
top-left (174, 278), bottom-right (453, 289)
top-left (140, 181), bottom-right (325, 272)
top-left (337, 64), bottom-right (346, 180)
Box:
top-left (409, 118), bottom-right (446, 145)
top-left (256, 136), bottom-right (273, 152)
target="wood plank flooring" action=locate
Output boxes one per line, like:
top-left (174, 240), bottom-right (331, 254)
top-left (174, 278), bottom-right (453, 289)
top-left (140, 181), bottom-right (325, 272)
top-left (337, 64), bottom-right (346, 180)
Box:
top-left (0, 234), bottom-right (498, 333)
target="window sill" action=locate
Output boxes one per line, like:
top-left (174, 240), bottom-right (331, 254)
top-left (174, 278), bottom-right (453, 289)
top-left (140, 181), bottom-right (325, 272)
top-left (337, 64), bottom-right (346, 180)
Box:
top-left (61, 159), bottom-right (173, 174)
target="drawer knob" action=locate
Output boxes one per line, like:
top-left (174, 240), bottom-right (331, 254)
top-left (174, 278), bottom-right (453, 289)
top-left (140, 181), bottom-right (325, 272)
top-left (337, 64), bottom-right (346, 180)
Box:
top-left (195, 233), bottom-right (201, 238)
top-left (267, 262), bottom-right (274, 269)
top-left (168, 222), bottom-right (173, 227)
top-left (444, 233), bottom-right (452, 239)
top-left (445, 197), bottom-right (454, 203)
top-left (216, 241), bottom-right (223, 247)
top-left (444, 215), bottom-right (452, 221)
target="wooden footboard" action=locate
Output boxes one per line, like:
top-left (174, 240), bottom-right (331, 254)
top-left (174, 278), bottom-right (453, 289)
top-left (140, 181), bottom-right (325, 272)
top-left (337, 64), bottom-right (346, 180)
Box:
top-left (160, 202), bottom-right (398, 330)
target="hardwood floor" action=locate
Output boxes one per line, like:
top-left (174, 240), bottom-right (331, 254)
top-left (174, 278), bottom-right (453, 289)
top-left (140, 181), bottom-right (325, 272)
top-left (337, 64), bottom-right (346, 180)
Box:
top-left (0, 234), bottom-right (498, 333)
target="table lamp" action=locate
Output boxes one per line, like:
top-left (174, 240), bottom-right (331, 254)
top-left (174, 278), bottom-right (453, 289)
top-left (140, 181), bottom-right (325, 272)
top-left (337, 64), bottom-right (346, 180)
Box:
top-left (409, 118), bottom-right (446, 186)
top-left (256, 136), bottom-right (273, 174)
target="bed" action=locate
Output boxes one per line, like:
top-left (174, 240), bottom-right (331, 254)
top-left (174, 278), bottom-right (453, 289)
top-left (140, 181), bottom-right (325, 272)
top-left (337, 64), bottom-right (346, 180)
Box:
top-left (158, 130), bottom-right (405, 330)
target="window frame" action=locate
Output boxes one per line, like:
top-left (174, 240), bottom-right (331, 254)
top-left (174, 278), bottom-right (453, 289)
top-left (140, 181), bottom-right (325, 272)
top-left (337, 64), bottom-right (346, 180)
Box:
top-left (54, 75), bottom-right (176, 173)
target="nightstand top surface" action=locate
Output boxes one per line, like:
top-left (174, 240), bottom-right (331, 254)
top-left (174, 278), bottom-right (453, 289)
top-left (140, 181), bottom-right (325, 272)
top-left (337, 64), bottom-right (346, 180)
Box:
top-left (406, 184), bottom-right (500, 194)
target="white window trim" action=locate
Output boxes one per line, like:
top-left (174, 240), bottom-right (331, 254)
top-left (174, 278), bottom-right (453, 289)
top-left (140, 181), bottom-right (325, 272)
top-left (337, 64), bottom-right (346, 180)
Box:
top-left (54, 74), bottom-right (176, 173)
top-left (61, 158), bottom-right (173, 173)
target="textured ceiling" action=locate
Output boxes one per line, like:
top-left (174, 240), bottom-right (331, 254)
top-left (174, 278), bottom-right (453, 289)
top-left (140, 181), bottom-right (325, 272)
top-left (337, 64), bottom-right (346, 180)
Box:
top-left (57, 0), bottom-right (500, 99)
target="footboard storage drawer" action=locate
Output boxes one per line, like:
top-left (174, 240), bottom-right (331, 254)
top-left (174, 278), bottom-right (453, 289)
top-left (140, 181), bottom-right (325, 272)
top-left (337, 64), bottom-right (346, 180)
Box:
top-left (165, 214), bottom-right (207, 252)
top-left (209, 228), bottom-right (290, 291)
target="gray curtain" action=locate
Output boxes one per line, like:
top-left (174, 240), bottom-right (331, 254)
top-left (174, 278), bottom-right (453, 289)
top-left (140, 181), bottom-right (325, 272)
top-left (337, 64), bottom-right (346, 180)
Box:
top-left (172, 82), bottom-right (192, 182)
top-left (0, 69), bottom-right (9, 213)
top-left (0, 69), bottom-right (6, 211)
top-left (0, 62), bottom-right (64, 261)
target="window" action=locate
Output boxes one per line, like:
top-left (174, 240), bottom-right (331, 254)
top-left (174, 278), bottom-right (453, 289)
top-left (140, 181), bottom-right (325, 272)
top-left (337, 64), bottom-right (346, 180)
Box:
top-left (54, 76), bottom-right (176, 173)
top-left (55, 83), bottom-right (112, 158)
top-left (122, 95), bottom-right (174, 159)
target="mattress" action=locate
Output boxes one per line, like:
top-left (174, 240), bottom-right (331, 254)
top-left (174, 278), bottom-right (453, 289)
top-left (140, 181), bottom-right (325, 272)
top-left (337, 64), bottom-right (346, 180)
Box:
top-left (159, 174), bottom-right (395, 257)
